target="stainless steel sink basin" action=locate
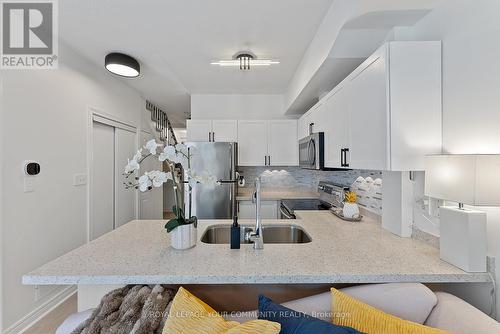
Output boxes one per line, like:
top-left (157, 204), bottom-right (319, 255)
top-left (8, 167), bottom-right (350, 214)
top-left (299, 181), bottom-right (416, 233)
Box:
top-left (200, 224), bottom-right (312, 244)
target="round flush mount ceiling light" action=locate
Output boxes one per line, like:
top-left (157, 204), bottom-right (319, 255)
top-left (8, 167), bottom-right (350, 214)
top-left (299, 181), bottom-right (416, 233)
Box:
top-left (211, 51), bottom-right (279, 70)
top-left (105, 52), bottom-right (140, 77)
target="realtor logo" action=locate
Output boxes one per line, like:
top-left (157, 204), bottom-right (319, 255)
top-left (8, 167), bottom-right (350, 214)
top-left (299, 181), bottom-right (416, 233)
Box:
top-left (1, 0), bottom-right (58, 69)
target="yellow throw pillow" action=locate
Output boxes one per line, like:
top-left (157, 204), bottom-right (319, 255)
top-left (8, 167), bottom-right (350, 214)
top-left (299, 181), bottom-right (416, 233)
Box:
top-left (162, 287), bottom-right (280, 334)
top-left (331, 288), bottom-right (451, 334)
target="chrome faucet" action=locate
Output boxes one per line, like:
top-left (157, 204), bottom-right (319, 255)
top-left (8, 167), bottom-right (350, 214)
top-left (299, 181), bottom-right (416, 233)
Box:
top-left (245, 177), bottom-right (264, 249)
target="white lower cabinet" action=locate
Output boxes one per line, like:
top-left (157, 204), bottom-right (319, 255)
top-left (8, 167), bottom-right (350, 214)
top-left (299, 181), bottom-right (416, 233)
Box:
top-left (237, 200), bottom-right (279, 219)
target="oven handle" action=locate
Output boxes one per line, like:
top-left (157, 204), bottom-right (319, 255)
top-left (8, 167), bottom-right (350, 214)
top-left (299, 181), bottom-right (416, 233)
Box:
top-left (279, 203), bottom-right (296, 219)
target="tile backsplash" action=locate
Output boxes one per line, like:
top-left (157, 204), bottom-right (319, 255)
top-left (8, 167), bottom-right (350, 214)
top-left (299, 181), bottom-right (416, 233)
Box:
top-left (238, 166), bottom-right (383, 214)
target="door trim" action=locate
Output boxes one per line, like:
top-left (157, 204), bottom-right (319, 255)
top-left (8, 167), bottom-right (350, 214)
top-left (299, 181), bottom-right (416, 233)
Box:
top-left (87, 106), bottom-right (139, 243)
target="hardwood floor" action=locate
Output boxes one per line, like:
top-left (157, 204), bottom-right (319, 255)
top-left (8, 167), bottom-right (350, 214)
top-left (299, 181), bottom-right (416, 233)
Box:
top-left (23, 293), bottom-right (77, 334)
top-left (163, 211), bottom-right (175, 219)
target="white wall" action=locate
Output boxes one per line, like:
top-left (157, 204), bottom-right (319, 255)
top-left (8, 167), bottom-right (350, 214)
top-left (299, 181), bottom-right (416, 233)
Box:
top-left (0, 42), bottom-right (144, 331)
top-left (1, 74), bottom-right (5, 331)
top-left (190, 94), bottom-right (286, 120)
top-left (396, 0), bottom-right (500, 318)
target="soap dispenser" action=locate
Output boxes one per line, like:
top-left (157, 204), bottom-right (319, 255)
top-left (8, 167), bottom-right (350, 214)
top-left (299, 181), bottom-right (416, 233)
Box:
top-left (230, 216), bottom-right (241, 249)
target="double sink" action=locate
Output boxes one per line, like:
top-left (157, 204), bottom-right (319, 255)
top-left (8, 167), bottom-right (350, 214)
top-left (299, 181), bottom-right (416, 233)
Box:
top-left (201, 224), bottom-right (312, 244)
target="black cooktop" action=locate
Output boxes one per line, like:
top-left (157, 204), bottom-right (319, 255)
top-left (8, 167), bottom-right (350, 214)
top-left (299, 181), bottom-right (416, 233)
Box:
top-left (281, 199), bottom-right (331, 211)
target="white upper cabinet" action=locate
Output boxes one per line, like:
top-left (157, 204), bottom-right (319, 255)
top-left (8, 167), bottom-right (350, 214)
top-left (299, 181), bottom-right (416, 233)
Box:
top-left (298, 112), bottom-right (310, 140)
top-left (186, 120), bottom-right (212, 142)
top-left (322, 85), bottom-right (351, 168)
top-left (267, 120), bottom-right (298, 166)
top-left (186, 120), bottom-right (237, 142)
top-left (302, 41), bottom-right (442, 171)
top-left (238, 120), bottom-right (298, 167)
top-left (211, 120), bottom-right (238, 142)
top-left (348, 55), bottom-right (388, 170)
top-left (237, 120), bottom-right (268, 166)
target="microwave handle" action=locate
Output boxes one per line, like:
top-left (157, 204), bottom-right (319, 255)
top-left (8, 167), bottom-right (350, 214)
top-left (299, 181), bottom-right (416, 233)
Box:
top-left (307, 139), bottom-right (316, 165)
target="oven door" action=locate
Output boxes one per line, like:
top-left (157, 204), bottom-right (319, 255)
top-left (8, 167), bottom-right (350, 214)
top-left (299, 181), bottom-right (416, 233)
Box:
top-left (279, 202), bottom-right (296, 219)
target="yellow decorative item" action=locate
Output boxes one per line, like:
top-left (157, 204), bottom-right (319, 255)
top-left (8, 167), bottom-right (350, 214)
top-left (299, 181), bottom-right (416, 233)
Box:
top-left (162, 287), bottom-right (280, 334)
top-left (331, 288), bottom-right (451, 334)
top-left (345, 191), bottom-right (357, 203)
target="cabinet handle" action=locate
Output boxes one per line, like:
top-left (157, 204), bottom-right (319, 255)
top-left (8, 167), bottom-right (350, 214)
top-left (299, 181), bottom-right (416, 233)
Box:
top-left (340, 149), bottom-right (344, 167)
top-left (211, 132), bottom-right (215, 142)
top-left (344, 148), bottom-right (350, 167)
top-left (309, 123), bottom-right (314, 135)
top-left (265, 156), bottom-right (267, 165)
top-left (268, 155), bottom-right (271, 166)
top-left (208, 132), bottom-right (211, 141)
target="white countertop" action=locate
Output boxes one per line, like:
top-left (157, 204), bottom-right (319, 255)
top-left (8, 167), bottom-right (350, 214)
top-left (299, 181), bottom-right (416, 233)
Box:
top-left (23, 211), bottom-right (491, 285)
top-left (236, 187), bottom-right (319, 201)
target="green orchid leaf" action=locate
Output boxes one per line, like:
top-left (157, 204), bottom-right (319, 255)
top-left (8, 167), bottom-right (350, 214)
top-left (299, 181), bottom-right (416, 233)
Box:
top-left (188, 216), bottom-right (198, 228)
top-left (165, 218), bottom-right (182, 233)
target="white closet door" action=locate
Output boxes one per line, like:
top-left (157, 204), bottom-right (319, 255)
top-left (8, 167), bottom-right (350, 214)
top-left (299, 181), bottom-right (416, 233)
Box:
top-left (91, 122), bottom-right (115, 240)
top-left (114, 128), bottom-right (137, 228)
top-left (139, 131), bottom-right (163, 219)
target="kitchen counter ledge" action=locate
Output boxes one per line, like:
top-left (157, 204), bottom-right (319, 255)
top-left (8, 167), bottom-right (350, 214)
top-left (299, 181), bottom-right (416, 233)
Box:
top-left (23, 211), bottom-right (491, 285)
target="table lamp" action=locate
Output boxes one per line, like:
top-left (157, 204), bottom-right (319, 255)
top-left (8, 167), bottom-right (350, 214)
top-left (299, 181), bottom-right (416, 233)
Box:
top-left (425, 154), bottom-right (500, 272)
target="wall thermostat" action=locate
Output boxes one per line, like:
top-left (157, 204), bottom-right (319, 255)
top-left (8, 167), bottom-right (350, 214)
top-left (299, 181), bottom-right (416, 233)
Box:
top-left (24, 161), bottom-right (41, 176)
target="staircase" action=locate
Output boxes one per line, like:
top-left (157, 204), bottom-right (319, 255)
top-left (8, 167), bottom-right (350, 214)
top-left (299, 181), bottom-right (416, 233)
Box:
top-left (146, 101), bottom-right (177, 146)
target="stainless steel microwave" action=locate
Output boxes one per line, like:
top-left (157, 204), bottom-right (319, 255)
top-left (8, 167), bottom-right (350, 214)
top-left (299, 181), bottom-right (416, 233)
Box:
top-left (299, 132), bottom-right (324, 170)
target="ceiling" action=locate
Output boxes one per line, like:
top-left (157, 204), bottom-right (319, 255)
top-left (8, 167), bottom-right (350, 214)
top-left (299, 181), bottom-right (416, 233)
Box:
top-left (59, 0), bottom-right (333, 126)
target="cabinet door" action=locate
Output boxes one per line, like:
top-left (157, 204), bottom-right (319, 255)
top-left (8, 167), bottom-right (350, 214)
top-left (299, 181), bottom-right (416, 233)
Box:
top-left (307, 103), bottom-right (323, 134)
top-left (212, 120), bottom-right (238, 142)
top-left (267, 120), bottom-right (298, 166)
top-left (298, 112), bottom-right (310, 140)
top-left (186, 120), bottom-right (212, 142)
top-left (237, 120), bottom-right (268, 166)
top-left (348, 56), bottom-right (389, 170)
top-left (238, 200), bottom-right (278, 219)
top-left (323, 86), bottom-right (351, 168)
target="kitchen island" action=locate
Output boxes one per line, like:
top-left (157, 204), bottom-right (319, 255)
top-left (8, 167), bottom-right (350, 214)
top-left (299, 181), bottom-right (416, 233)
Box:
top-left (24, 211), bottom-right (490, 286)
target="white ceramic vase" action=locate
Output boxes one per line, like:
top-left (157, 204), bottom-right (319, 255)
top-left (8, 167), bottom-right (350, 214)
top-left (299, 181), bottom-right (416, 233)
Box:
top-left (170, 224), bottom-right (197, 250)
top-left (342, 203), bottom-right (360, 219)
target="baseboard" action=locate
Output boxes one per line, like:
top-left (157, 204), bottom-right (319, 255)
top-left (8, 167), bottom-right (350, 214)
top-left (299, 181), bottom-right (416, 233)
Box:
top-left (4, 285), bottom-right (76, 334)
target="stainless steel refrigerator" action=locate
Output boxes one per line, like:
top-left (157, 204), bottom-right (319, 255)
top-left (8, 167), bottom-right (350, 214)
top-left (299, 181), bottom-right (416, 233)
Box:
top-left (183, 142), bottom-right (238, 219)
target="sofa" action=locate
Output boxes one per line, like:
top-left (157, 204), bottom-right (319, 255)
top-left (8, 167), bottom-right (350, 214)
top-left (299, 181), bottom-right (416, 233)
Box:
top-left (57, 283), bottom-right (500, 334)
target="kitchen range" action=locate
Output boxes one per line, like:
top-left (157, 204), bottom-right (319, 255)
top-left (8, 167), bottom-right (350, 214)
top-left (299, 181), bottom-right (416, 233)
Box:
top-left (279, 181), bottom-right (349, 219)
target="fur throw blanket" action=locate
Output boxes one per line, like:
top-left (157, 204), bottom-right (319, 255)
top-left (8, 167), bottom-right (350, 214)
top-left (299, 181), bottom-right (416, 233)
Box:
top-left (71, 285), bottom-right (176, 334)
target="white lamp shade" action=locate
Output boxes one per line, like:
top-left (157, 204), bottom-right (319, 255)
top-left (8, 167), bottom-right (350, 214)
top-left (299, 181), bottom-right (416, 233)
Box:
top-left (424, 154), bottom-right (500, 206)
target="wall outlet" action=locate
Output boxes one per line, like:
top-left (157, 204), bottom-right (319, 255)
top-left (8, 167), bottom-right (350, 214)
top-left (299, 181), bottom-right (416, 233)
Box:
top-left (24, 177), bottom-right (35, 192)
top-left (73, 174), bottom-right (87, 186)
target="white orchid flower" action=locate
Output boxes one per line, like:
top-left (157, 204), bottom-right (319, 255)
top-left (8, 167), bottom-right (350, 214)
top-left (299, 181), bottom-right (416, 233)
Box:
top-left (159, 145), bottom-right (176, 162)
top-left (138, 174), bottom-right (152, 192)
top-left (175, 143), bottom-right (188, 154)
top-left (133, 149), bottom-right (143, 162)
top-left (124, 158), bottom-right (140, 174)
top-left (145, 140), bottom-right (160, 155)
top-left (152, 171), bottom-right (171, 187)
